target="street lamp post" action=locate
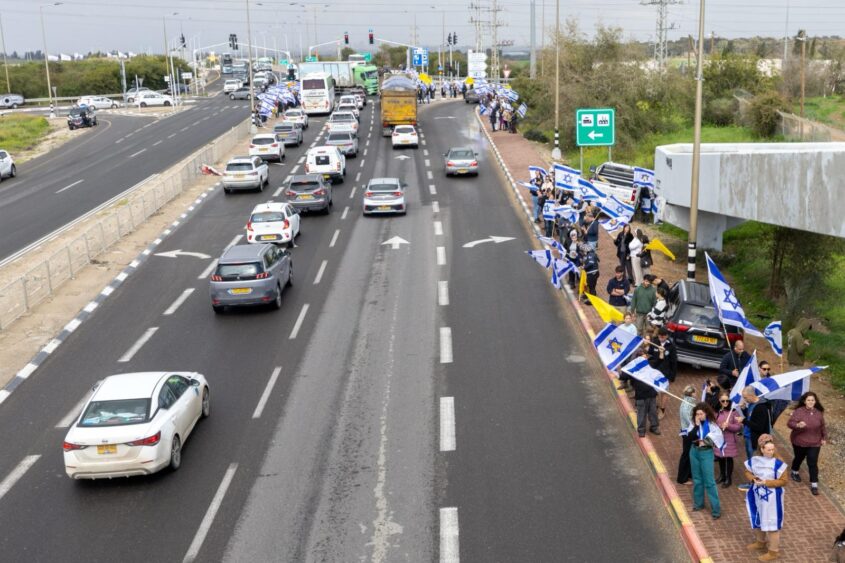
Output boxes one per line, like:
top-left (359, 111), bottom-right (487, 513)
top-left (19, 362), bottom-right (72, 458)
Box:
top-left (39, 2), bottom-right (62, 119)
top-left (246, 0), bottom-right (257, 132)
top-left (551, 0), bottom-right (560, 161)
top-left (687, 0), bottom-right (706, 280)
top-left (0, 12), bottom-right (11, 93)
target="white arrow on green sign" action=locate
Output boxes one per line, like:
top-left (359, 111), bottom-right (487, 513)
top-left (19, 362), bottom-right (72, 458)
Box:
top-left (576, 108), bottom-right (615, 147)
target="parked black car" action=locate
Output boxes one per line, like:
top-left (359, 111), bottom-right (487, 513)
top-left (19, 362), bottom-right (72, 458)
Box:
top-left (67, 106), bottom-right (97, 130)
top-left (665, 280), bottom-right (742, 369)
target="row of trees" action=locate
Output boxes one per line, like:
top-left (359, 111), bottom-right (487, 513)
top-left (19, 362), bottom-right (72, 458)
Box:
top-left (2, 56), bottom-right (190, 99)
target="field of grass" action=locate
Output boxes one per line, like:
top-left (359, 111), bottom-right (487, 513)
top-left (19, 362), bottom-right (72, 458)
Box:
top-left (0, 114), bottom-right (51, 152)
top-left (793, 95), bottom-right (845, 130)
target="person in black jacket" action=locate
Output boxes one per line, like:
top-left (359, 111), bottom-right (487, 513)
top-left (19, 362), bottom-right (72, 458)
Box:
top-left (649, 327), bottom-right (677, 420)
top-left (740, 387), bottom-right (772, 460)
top-left (633, 347), bottom-right (660, 437)
top-left (717, 339), bottom-right (752, 391)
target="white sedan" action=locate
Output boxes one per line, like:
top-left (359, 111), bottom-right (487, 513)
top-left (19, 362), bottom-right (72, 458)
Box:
top-left (392, 125), bottom-right (418, 149)
top-left (0, 149), bottom-right (16, 181)
top-left (283, 108), bottom-right (309, 129)
top-left (249, 133), bottom-right (286, 162)
top-left (62, 372), bottom-right (210, 479)
top-left (246, 202), bottom-right (301, 246)
top-left (136, 91), bottom-right (174, 107)
top-left (78, 96), bottom-right (120, 109)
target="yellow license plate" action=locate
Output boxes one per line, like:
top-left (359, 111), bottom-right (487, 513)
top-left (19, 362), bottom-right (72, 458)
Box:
top-left (299, 194), bottom-right (314, 200)
top-left (259, 148), bottom-right (268, 152)
top-left (235, 174), bottom-right (245, 178)
top-left (402, 140), bottom-right (409, 144)
top-left (458, 169), bottom-right (468, 173)
top-left (692, 335), bottom-right (718, 345)
top-left (230, 288), bottom-right (252, 295)
top-left (260, 235), bottom-right (277, 240)
top-left (97, 445), bottom-right (117, 455)
top-left (378, 205), bottom-right (391, 211)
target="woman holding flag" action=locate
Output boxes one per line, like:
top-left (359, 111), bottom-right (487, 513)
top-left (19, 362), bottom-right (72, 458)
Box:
top-left (745, 434), bottom-right (789, 561)
top-left (688, 402), bottom-right (722, 520)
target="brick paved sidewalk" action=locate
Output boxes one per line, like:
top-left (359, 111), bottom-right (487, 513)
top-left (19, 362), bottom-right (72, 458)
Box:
top-left (479, 115), bottom-right (845, 562)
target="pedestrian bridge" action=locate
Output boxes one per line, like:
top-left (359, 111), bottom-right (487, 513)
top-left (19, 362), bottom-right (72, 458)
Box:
top-left (653, 142), bottom-right (845, 250)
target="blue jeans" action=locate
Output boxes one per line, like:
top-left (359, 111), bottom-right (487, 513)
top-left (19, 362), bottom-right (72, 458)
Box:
top-left (531, 195), bottom-right (540, 220)
top-left (690, 446), bottom-right (720, 517)
top-left (744, 434), bottom-right (754, 460)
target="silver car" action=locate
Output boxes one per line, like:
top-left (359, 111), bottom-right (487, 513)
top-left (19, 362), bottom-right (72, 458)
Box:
top-left (286, 174), bottom-right (333, 214)
top-left (222, 156), bottom-right (270, 193)
top-left (444, 147), bottom-right (479, 176)
top-left (273, 123), bottom-right (303, 146)
top-left (209, 244), bottom-right (292, 313)
top-left (363, 177), bottom-right (407, 216)
top-left (325, 131), bottom-right (358, 157)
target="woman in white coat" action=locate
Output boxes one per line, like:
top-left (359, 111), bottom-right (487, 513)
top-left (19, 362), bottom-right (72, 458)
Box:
top-left (629, 228), bottom-right (644, 287)
top-left (745, 434), bottom-right (789, 561)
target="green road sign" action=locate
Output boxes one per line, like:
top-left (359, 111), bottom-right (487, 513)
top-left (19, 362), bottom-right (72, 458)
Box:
top-left (305, 55), bottom-right (318, 62)
top-left (576, 108), bottom-right (615, 147)
top-left (362, 52), bottom-right (372, 62)
top-left (279, 59), bottom-right (288, 66)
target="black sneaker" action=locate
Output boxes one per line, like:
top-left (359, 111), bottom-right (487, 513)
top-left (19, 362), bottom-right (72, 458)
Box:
top-left (650, 428), bottom-right (661, 436)
top-left (790, 471), bottom-right (802, 483)
top-left (811, 486), bottom-right (819, 496)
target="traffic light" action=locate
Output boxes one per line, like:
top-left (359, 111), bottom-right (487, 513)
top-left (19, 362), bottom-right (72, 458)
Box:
top-left (447, 33), bottom-right (453, 46)
top-left (344, 32), bottom-right (349, 45)
top-left (287, 67), bottom-right (296, 81)
top-left (229, 34), bottom-right (238, 50)
top-left (453, 32), bottom-right (457, 44)
top-left (368, 29), bottom-right (374, 45)
top-left (180, 34), bottom-right (186, 48)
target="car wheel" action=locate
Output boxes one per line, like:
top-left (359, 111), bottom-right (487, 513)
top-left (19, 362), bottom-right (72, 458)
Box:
top-left (111, 103), bottom-right (117, 109)
top-left (69, 125), bottom-right (75, 131)
top-left (169, 435), bottom-right (182, 471)
top-left (286, 265), bottom-right (293, 287)
top-left (201, 387), bottom-right (211, 418)
top-left (273, 284), bottom-right (282, 309)
top-left (164, 101), bottom-right (172, 107)
top-left (213, 304), bottom-right (225, 313)
top-left (223, 187), bottom-right (231, 194)
top-left (10, 165), bottom-right (15, 178)
top-left (230, 94), bottom-right (235, 100)
top-left (127, 97), bottom-right (134, 104)
top-left (140, 102), bottom-right (147, 108)
top-left (11, 103), bottom-right (17, 109)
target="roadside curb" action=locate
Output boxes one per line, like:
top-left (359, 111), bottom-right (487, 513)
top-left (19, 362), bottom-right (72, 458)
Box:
top-left (0, 183), bottom-right (220, 406)
top-left (474, 108), bottom-right (712, 563)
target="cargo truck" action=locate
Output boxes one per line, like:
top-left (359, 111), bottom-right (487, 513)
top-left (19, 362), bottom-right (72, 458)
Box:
top-left (297, 61), bottom-right (379, 96)
top-left (379, 76), bottom-right (418, 136)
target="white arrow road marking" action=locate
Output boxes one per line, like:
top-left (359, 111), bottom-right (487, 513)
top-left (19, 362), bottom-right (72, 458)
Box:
top-left (381, 236), bottom-right (410, 250)
top-left (394, 154), bottom-right (411, 160)
top-left (461, 235), bottom-right (516, 248)
top-left (155, 250), bottom-right (213, 259)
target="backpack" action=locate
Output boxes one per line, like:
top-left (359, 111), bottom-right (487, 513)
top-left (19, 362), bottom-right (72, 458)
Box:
top-left (583, 250), bottom-right (599, 272)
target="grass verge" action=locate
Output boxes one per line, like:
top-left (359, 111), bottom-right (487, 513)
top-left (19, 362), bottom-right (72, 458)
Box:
top-left (793, 95), bottom-right (845, 131)
top-left (0, 114), bottom-right (51, 152)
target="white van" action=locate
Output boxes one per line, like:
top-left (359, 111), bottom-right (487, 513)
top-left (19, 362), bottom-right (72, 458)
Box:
top-left (304, 146), bottom-right (346, 184)
top-left (223, 79), bottom-right (242, 93)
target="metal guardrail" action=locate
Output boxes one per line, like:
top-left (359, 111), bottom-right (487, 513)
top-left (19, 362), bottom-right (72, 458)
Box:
top-left (0, 119), bottom-right (251, 330)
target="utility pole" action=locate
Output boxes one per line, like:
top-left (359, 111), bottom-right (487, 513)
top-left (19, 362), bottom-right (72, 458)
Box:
top-left (640, 0), bottom-right (679, 69)
top-left (489, 0), bottom-right (503, 81)
top-left (551, 0), bottom-right (560, 161)
top-left (540, 0), bottom-right (545, 77)
top-left (529, 0), bottom-right (536, 78)
top-left (710, 31), bottom-right (715, 55)
top-left (783, 0), bottom-right (790, 64)
top-left (688, 0), bottom-right (706, 281)
top-left (798, 29), bottom-right (806, 139)
top-left (469, 2), bottom-right (483, 53)
top-left (0, 13), bottom-right (10, 93)
top-left (245, 0), bottom-right (256, 132)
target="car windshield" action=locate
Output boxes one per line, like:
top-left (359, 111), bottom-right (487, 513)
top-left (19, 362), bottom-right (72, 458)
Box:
top-left (449, 150), bottom-right (473, 159)
top-left (328, 133), bottom-right (350, 142)
top-left (251, 211), bottom-right (285, 223)
top-left (678, 303), bottom-right (721, 328)
top-left (395, 127), bottom-right (414, 134)
top-left (69, 108), bottom-right (87, 116)
top-left (368, 183), bottom-right (399, 192)
top-left (79, 398), bottom-right (150, 427)
top-left (226, 162), bottom-right (254, 172)
top-left (252, 137), bottom-right (275, 145)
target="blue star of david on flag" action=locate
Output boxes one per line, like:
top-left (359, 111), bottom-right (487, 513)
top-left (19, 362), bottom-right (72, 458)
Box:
top-left (723, 288), bottom-right (739, 310)
top-left (607, 337), bottom-right (623, 355)
top-left (754, 485), bottom-right (772, 502)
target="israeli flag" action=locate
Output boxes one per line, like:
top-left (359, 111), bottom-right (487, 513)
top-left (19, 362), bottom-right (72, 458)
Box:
top-left (542, 201), bottom-right (556, 221)
top-left (593, 323), bottom-right (643, 371)
top-left (687, 419), bottom-right (726, 454)
top-left (598, 216), bottom-right (625, 237)
top-left (550, 258), bottom-right (575, 289)
top-left (537, 235), bottom-right (565, 253)
top-left (526, 249), bottom-right (554, 269)
top-left (258, 99), bottom-right (275, 116)
top-left (554, 205), bottom-right (580, 224)
top-left (749, 366), bottom-right (825, 399)
top-left (517, 103), bottom-right (528, 118)
top-left (633, 166), bottom-right (655, 187)
top-left (599, 194), bottom-right (636, 223)
top-left (553, 163), bottom-right (580, 192)
top-left (621, 356), bottom-right (669, 392)
top-left (479, 104), bottom-right (488, 115)
top-left (529, 165), bottom-right (548, 178)
top-left (577, 178), bottom-right (606, 202)
top-left (729, 350), bottom-right (760, 406)
top-left (504, 88), bottom-right (520, 102)
top-left (705, 252), bottom-right (764, 337)
top-left (518, 180), bottom-right (539, 195)
top-left (763, 321), bottom-right (783, 357)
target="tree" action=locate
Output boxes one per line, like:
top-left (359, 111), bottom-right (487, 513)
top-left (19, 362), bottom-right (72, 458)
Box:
top-left (340, 47), bottom-right (355, 61)
top-left (746, 90), bottom-right (785, 137)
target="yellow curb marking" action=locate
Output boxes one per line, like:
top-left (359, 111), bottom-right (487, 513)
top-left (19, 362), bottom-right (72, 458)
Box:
top-left (648, 451), bottom-right (667, 474)
top-left (671, 498), bottom-right (692, 526)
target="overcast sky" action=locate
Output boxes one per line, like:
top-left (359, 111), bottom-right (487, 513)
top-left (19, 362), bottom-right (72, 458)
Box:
top-left (0, 0), bottom-right (841, 57)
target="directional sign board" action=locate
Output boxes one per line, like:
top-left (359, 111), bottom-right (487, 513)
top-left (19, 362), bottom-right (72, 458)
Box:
top-left (305, 55), bottom-right (318, 62)
top-left (576, 108), bottom-right (615, 147)
top-left (412, 48), bottom-right (429, 67)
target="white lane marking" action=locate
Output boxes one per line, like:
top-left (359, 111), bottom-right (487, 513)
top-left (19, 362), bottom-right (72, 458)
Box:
top-left (365, 139), bottom-right (370, 147)
top-left (440, 327), bottom-right (453, 363)
top-left (163, 288), bottom-right (195, 316)
top-left (115, 138), bottom-right (123, 144)
top-left (313, 260), bottom-right (328, 285)
top-left (118, 327), bottom-right (158, 363)
top-left (437, 246), bottom-right (446, 266)
top-left (341, 206), bottom-right (350, 220)
top-left (422, 139), bottom-right (427, 146)
top-left (273, 186), bottom-right (285, 197)
top-left (297, 156), bottom-right (305, 164)
top-left (355, 171), bottom-right (361, 182)
top-left (363, 148), bottom-right (368, 156)
top-left (425, 159), bottom-right (431, 167)
top-left (288, 304), bottom-right (310, 340)
top-left (434, 221), bottom-right (443, 236)
top-left (349, 186), bottom-right (357, 199)
top-left (55, 179), bottom-right (85, 194)
top-left (432, 201), bottom-right (440, 213)
top-left (168, 133), bottom-right (176, 139)
top-left (224, 234), bottom-right (243, 250)
top-left (426, 170), bottom-right (433, 180)
top-left (438, 280), bottom-right (449, 306)
top-left (440, 507), bottom-right (460, 563)
top-left (252, 366), bottom-right (282, 419)
top-left (83, 301), bottom-right (98, 313)
top-left (290, 165), bottom-right (299, 174)
top-left (182, 463), bottom-right (239, 563)
top-left (283, 175), bottom-right (292, 184)
top-left (359, 158), bottom-right (366, 168)
top-left (429, 184), bottom-right (437, 195)
top-left (440, 397), bottom-right (456, 451)
top-left (128, 148), bottom-right (147, 158)
top-left (198, 259), bottom-right (218, 280)
top-left (56, 393), bottom-right (91, 428)
top-left (152, 140), bottom-right (163, 146)
top-left (423, 149), bottom-right (429, 156)
top-left (329, 229), bottom-right (340, 248)
top-left (180, 126), bottom-right (189, 132)
top-left (192, 119), bottom-right (201, 126)
top-left (0, 456), bottom-right (41, 503)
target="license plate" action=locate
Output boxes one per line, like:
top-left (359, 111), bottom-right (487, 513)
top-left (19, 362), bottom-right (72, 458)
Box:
top-left (692, 335), bottom-right (719, 345)
top-left (458, 168), bottom-right (468, 173)
top-left (401, 140), bottom-right (409, 144)
top-left (323, 174), bottom-right (331, 179)
top-left (97, 445), bottom-right (117, 455)
top-left (378, 205), bottom-right (391, 211)
top-left (235, 174), bottom-right (245, 178)
top-left (229, 288), bottom-right (252, 295)
top-left (260, 235), bottom-right (277, 241)
top-left (259, 148), bottom-right (268, 152)
top-left (299, 194), bottom-right (314, 200)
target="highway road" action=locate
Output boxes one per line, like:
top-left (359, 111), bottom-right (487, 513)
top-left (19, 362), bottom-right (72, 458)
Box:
top-left (0, 98), bottom-right (686, 562)
top-left (0, 87), bottom-right (253, 263)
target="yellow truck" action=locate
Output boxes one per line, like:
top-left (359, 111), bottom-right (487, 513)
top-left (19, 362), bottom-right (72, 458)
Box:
top-left (380, 76), bottom-right (418, 136)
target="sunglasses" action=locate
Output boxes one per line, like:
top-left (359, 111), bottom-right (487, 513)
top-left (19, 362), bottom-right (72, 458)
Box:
top-left (760, 368), bottom-right (771, 372)
top-left (720, 399), bottom-right (730, 403)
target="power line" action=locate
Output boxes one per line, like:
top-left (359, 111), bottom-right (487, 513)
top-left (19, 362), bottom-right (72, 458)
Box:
top-left (641, 0), bottom-right (680, 69)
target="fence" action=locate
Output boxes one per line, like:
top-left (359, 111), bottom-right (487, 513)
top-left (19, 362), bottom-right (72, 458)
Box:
top-left (0, 119), bottom-right (250, 330)
top-left (735, 93), bottom-right (845, 142)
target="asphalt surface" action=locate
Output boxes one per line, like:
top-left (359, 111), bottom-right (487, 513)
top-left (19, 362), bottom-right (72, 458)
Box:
top-left (0, 86), bottom-right (254, 262)
top-left (0, 97), bottom-right (686, 562)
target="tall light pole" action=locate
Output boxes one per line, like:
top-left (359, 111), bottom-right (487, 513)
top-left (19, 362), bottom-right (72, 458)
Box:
top-left (0, 12), bottom-right (11, 93)
top-left (798, 29), bottom-right (806, 139)
top-left (163, 12), bottom-right (179, 107)
top-left (39, 2), bottom-right (62, 118)
top-left (246, 0), bottom-right (257, 132)
top-left (687, 0), bottom-right (706, 280)
top-left (551, 0), bottom-right (560, 161)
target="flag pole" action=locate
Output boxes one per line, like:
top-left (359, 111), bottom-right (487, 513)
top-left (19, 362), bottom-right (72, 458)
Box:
top-left (721, 322), bottom-right (738, 371)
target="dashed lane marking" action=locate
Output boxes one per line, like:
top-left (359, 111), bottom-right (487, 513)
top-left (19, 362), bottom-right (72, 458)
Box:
top-left (289, 304), bottom-right (310, 340)
top-left (313, 260), bottom-right (328, 285)
top-left (118, 327), bottom-right (158, 363)
top-left (440, 397), bottom-right (456, 451)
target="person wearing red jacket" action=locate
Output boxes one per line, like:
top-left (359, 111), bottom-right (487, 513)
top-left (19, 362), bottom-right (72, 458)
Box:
top-left (788, 391), bottom-right (828, 496)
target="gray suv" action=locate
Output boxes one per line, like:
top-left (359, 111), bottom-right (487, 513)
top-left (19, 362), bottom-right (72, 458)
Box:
top-left (209, 244), bottom-right (292, 313)
top-left (285, 174), bottom-right (333, 214)
top-left (325, 131), bottom-right (358, 157)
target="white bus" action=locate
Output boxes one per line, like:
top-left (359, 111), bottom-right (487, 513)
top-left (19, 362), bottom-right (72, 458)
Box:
top-left (300, 72), bottom-right (335, 115)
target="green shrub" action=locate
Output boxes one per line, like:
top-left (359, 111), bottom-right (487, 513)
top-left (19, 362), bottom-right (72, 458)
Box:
top-left (704, 97), bottom-right (736, 126)
top-left (523, 128), bottom-right (549, 144)
top-left (747, 91), bottom-right (786, 138)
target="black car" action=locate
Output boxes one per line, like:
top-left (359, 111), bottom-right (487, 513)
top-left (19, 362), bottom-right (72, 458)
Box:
top-left (665, 280), bottom-right (742, 369)
top-left (67, 106), bottom-right (97, 130)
